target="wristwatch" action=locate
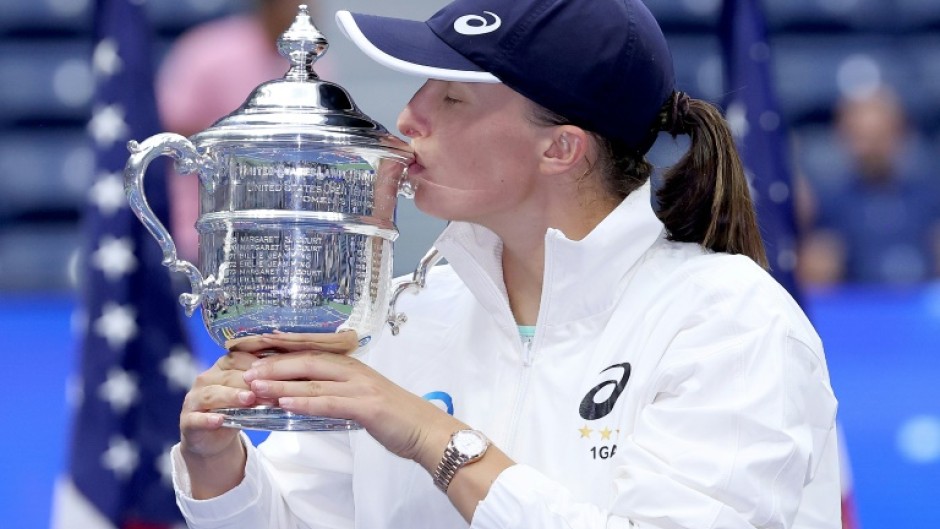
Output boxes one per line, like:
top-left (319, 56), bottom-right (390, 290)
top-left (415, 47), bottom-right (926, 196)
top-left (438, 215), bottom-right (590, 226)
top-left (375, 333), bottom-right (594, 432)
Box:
top-left (433, 429), bottom-right (490, 493)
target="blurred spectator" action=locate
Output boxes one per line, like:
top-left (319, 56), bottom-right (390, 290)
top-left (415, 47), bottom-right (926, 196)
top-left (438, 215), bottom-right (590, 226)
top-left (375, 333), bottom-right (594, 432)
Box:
top-left (799, 86), bottom-right (940, 286)
top-left (156, 0), bottom-right (318, 261)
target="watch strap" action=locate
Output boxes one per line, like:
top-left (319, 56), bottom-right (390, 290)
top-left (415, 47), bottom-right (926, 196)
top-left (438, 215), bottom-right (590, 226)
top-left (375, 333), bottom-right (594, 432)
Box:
top-left (433, 443), bottom-right (466, 492)
top-left (432, 430), bottom-right (488, 493)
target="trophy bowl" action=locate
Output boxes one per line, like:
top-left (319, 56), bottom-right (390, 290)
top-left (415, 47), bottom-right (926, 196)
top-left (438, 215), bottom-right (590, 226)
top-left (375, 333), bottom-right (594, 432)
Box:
top-left (124, 6), bottom-right (413, 431)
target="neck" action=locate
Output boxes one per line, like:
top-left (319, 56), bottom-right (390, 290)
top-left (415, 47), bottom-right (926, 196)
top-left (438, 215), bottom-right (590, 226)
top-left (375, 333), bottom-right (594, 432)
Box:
top-left (491, 188), bottom-right (619, 327)
top-left (500, 236), bottom-right (544, 326)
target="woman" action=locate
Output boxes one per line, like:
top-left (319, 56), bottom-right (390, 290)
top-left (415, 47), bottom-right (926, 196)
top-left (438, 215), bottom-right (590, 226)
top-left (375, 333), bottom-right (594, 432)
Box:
top-left (172, 0), bottom-right (841, 528)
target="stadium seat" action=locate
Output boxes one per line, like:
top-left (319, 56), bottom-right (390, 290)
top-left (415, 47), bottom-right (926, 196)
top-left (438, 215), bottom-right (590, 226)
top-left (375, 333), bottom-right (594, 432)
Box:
top-left (765, 0), bottom-right (894, 32)
top-left (644, 0), bottom-right (721, 31)
top-left (0, 129), bottom-right (93, 220)
top-left (771, 35), bottom-right (909, 124)
top-left (0, 222), bottom-right (78, 291)
top-left (895, 0), bottom-right (940, 31)
top-left (666, 35), bottom-right (724, 105)
top-left (0, 0), bottom-right (247, 36)
top-left (0, 41), bottom-right (93, 125)
top-left (901, 35), bottom-right (940, 133)
top-left (0, 0), bottom-right (92, 36)
top-left (145, 0), bottom-right (253, 33)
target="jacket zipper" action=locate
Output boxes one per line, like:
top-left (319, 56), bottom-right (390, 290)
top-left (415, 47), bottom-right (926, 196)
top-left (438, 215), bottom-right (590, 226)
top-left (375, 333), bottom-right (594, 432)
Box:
top-left (502, 235), bottom-right (554, 455)
top-left (443, 239), bottom-right (540, 454)
top-left (505, 332), bottom-right (535, 454)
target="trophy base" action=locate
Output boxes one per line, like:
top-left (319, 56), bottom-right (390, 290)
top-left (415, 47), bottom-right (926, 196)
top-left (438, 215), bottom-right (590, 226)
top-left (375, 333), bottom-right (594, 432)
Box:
top-left (215, 406), bottom-right (362, 432)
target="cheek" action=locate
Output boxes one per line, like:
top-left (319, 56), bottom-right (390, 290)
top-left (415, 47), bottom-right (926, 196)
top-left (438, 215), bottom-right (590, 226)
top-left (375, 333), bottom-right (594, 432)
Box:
top-left (464, 129), bottom-right (535, 187)
top-left (413, 121), bottom-right (538, 221)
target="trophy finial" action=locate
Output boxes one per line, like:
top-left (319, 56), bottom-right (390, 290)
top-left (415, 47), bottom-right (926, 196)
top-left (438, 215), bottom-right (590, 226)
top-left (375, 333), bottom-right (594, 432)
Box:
top-left (278, 4), bottom-right (329, 81)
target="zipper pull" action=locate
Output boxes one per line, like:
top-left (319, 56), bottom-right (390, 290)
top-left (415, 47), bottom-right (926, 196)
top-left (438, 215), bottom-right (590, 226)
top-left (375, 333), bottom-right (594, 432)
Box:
top-left (521, 336), bottom-right (534, 367)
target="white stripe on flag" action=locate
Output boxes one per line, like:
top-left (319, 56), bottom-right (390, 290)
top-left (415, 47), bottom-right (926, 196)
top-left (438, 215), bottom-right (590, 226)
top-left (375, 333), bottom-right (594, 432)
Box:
top-left (50, 477), bottom-right (116, 529)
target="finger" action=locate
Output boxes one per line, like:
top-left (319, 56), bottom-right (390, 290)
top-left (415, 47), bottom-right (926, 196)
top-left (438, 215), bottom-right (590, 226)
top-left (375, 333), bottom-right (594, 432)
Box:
top-left (245, 351), bottom-right (359, 383)
top-left (215, 350), bottom-right (262, 371)
top-left (180, 411), bottom-right (226, 432)
top-left (261, 331), bottom-right (359, 353)
top-left (225, 334), bottom-right (269, 352)
top-left (277, 395), bottom-right (360, 421)
top-left (250, 378), bottom-right (355, 401)
top-left (194, 365), bottom-right (253, 390)
top-left (184, 385), bottom-right (256, 413)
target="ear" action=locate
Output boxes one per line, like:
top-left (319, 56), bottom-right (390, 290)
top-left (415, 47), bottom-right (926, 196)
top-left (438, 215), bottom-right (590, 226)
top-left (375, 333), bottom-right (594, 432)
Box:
top-left (539, 126), bottom-right (590, 176)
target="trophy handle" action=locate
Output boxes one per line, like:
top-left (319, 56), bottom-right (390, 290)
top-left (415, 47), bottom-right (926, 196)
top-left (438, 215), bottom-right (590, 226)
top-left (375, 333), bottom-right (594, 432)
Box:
top-left (387, 247), bottom-right (444, 336)
top-left (124, 133), bottom-right (211, 316)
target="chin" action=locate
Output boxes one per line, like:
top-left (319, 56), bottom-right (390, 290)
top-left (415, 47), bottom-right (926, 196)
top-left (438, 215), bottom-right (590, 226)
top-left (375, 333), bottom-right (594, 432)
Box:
top-left (413, 190), bottom-right (473, 224)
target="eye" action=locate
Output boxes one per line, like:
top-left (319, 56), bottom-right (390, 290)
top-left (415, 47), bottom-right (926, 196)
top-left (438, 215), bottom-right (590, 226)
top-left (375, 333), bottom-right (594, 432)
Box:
top-left (443, 95), bottom-right (461, 105)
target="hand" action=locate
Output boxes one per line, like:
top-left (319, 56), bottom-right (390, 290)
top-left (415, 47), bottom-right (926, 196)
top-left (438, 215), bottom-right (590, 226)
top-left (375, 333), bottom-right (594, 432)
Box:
top-left (178, 350), bottom-right (258, 499)
top-left (230, 329), bottom-right (360, 355)
top-left (243, 335), bottom-right (463, 463)
top-left (180, 350), bottom-right (257, 460)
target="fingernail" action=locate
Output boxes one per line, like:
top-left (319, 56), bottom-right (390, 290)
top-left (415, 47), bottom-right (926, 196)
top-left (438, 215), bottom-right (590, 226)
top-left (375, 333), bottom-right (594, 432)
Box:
top-left (244, 368), bottom-right (258, 381)
top-left (237, 391), bottom-right (253, 404)
top-left (252, 380), bottom-right (269, 393)
top-left (279, 397), bottom-right (294, 408)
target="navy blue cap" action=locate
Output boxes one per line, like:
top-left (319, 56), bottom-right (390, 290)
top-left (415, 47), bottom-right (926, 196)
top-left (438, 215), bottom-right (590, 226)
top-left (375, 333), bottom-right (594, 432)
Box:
top-left (336, 0), bottom-right (676, 153)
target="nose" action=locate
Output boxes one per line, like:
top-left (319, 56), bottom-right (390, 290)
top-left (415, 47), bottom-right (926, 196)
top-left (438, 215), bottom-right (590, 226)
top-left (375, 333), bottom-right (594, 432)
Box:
top-left (397, 81), bottom-right (433, 139)
top-left (397, 105), bottom-right (423, 139)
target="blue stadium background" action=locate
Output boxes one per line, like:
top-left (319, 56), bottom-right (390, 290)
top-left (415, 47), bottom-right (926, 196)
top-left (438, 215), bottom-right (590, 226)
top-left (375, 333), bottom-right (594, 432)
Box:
top-left (1, 0), bottom-right (938, 527)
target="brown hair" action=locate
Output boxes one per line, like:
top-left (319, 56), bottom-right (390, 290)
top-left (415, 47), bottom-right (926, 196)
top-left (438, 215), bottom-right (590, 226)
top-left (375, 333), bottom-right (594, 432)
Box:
top-left (529, 92), bottom-right (768, 268)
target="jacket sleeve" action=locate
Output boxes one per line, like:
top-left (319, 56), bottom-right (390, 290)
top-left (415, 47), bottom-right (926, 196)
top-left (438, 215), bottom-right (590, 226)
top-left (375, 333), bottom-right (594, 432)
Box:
top-left (172, 431), bottom-right (354, 529)
top-left (472, 277), bottom-right (840, 529)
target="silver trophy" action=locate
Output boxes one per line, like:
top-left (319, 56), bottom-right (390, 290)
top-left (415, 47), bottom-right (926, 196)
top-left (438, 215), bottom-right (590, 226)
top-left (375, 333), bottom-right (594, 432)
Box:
top-left (124, 6), bottom-right (437, 431)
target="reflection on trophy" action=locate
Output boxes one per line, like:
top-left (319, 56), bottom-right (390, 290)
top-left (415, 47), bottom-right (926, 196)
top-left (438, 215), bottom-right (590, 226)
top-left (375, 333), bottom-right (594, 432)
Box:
top-left (124, 6), bottom-right (432, 431)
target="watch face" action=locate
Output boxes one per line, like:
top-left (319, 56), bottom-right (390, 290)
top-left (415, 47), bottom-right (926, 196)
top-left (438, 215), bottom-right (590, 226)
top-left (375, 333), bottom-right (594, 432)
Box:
top-left (453, 430), bottom-right (488, 457)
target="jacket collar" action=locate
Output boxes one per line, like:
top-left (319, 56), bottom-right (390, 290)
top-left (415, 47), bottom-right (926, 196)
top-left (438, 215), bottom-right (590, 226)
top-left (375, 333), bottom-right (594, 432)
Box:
top-left (432, 182), bottom-right (664, 330)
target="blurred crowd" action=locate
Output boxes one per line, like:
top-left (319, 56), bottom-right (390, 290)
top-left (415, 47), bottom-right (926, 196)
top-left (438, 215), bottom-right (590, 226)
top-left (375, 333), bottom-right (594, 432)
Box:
top-left (798, 86), bottom-right (940, 287)
top-left (157, 0), bottom-right (940, 289)
top-left (0, 0), bottom-right (938, 291)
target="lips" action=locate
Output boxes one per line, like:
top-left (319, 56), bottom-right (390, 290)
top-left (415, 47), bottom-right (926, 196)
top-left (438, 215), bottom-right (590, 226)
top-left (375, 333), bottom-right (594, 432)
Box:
top-left (407, 162), bottom-right (425, 177)
top-left (407, 152), bottom-right (426, 177)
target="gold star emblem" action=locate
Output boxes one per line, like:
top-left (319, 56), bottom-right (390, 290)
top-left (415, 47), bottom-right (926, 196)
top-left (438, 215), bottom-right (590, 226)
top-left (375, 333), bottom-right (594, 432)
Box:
top-left (599, 427), bottom-right (613, 440)
top-left (578, 425), bottom-right (593, 439)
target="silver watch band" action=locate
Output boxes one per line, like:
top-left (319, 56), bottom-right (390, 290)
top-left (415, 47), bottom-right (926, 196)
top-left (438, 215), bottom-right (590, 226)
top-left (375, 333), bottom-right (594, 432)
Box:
top-left (433, 444), bottom-right (467, 492)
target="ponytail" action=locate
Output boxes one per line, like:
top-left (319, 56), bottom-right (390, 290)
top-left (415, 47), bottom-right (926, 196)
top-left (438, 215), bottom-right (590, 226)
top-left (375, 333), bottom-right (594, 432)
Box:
top-left (655, 92), bottom-right (768, 268)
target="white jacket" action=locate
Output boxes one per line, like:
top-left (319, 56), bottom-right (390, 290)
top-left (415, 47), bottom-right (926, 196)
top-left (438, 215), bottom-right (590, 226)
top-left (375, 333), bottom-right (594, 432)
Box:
top-left (173, 183), bottom-right (841, 529)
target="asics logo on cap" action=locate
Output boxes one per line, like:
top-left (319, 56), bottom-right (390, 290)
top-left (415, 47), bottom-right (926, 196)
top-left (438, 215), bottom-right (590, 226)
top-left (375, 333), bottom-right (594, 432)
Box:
top-left (453, 11), bottom-right (501, 35)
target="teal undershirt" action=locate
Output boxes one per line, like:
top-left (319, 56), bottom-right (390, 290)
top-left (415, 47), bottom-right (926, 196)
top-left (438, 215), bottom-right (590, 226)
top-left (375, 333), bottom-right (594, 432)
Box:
top-left (518, 325), bottom-right (536, 342)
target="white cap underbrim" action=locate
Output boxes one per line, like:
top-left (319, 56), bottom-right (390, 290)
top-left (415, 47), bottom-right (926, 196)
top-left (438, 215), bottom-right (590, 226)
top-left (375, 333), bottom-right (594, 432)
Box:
top-left (336, 11), bottom-right (500, 83)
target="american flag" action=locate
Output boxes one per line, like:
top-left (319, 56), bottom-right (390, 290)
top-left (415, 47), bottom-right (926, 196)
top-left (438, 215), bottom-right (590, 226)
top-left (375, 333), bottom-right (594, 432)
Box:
top-left (51, 0), bottom-right (198, 527)
top-left (719, 1), bottom-right (858, 527)
top-left (719, 0), bottom-right (802, 305)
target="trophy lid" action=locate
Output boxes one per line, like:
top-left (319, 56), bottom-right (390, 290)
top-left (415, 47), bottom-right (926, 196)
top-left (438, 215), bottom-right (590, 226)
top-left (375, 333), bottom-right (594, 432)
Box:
top-left (191, 5), bottom-right (404, 154)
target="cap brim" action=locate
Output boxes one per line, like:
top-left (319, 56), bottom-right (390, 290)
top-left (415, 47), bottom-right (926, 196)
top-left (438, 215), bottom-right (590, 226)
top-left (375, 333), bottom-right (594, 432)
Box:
top-left (336, 11), bottom-right (500, 83)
